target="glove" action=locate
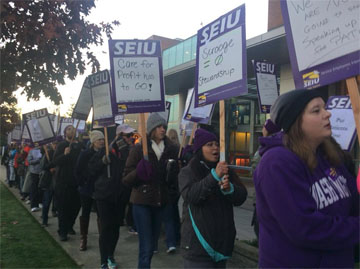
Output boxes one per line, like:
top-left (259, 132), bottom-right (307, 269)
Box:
top-left (102, 155), bottom-right (111, 165)
top-left (136, 158), bottom-right (154, 182)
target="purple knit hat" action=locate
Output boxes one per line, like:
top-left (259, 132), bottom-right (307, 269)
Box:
top-left (192, 128), bottom-right (218, 153)
top-left (263, 119), bottom-right (281, 135)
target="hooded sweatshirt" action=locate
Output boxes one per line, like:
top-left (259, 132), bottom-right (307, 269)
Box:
top-left (254, 132), bottom-right (359, 268)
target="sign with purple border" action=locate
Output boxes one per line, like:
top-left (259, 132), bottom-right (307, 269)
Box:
top-left (89, 70), bottom-right (114, 128)
top-left (184, 88), bottom-right (214, 123)
top-left (195, 4), bottom-right (247, 107)
top-left (23, 108), bottom-right (57, 146)
top-left (59, 118), bottom-right (86, 137)
top-left (109, 39), bottom-right (165, 114)
top-left (73, 77), bottom-right (92, 120)
top-left (326, 95), bottom-right (356, 151)
top-left (253, 60), bottom-right (279, 113)
top-left (10, 125), bottom-right (22, 143)
top-left (157, 101), bottom-right (171, 123)
top-left (281, 0), bottom-right (360, 90)
top-left (21, 120), bottom-right (31, 144)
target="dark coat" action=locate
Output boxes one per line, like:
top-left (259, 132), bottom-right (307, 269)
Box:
top-left (75, 147), bottom-right (97, 197)
top-left (122, 136), bottom-right (179, 207)
top-left (178, 155), bottom-right (248, 262)
top-left (88, 144), bottom-right (130, 203)
top-left (53, 140), bottom-right (82, 195)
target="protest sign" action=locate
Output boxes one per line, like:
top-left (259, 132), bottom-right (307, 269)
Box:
top-left (59, 118), bottom-right (86, 137)
top-left (280, 0), bottom-right (360, 89)
top-left (114, 114), bottom-right (124, 125)
top-left (184, 88), bottom-right (214, 123)
top-left (73, 77), bottom-right (92, 120)
top-left (194, 4), bottom-right (247, 107)
top-left (326, 96), bottom-right (356, 151)
top-left (21, 121), bottom-right (31, 143)
top-left (89, 70), bottom-right (114, 127)
top-left (23, 108), bottom-right (56, 145)
top-left (157, 101), bottom-right (171, 123)
top-left (253, 60), bottom-right (279, 113)
top-left (10, 125), bottom-right (22, 143)
top-left (109, 39), bottom-right (165, 114)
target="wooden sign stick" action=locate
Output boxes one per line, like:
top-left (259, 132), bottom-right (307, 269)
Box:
top-left (43, 145), bottom-right (50, 161)
top-left (346, 77), bottom-right (360, 142)
top-left (69, 119), bottom-right (80, 145)
top-left (219, 100), bottom-right (226, 162)
top-left (178, 131), bottom-right (187, 159)
top-left (104, 126), bottom-right (111, 178)
top-left (139, 113), bottom-right (149, 160)
top-left (188, 123), bottom-right (198, 145)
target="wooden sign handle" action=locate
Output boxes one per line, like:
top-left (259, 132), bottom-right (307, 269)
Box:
top-left (139, 113), bottom-right (148, 160)
top-left (188, 123), bottom-right (197, 145)
top-left (178, 130), bottom-right (187, 159)
top-left (69, 119), bottom-right (80, 145)
top-left (103, 126), bottom-right (111, 178)
top-left (219, 100), bottom-right (226, 162)
top-left (346, 77), bottom-right (360, 143)
top-left (43, 145), bottom-right (50, 161)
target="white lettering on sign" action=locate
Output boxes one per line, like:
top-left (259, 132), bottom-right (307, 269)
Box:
top-left (89, 70), bottom-right (109, 87)
top-left (25, 109), bottom-right (47, 121)
top-left (255, 62), bottom-right (275, 74)
top-left (327, 97), bottom-right (352, 109)
top-left (113, 41), bottom-right (157, 55)
top-left (200, 8), bottom-right (241, 45)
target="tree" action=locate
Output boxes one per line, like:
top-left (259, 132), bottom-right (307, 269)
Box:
top-left (0, 0), bottom-right (119, 138)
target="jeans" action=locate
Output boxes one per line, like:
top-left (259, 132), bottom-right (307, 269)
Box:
top-left (162, 202), bottom-right (180, 248)
top-left (42, 188), bottom-right (54, 225)
top-left (19, 175), bottom-right (25, 195)
top-left (133, 204), bottom-right (162, 269)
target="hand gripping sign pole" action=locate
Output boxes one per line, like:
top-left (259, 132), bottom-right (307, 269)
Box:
top-left (345, 76), bottom-right (360, 193)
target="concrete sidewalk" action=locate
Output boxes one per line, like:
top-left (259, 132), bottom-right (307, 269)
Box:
top-left (0, 165), bottom-right (257, 268)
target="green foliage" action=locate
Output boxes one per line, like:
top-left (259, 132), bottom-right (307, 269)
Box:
top-left (0, 182), bottom-right (80, 268)
top-left (0, 0), bottom-right (119, 137)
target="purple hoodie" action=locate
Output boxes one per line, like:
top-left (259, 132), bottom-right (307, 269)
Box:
top-left (254, 132), bottom-right (359, 268)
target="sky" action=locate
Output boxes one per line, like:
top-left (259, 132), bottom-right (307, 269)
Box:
top-left (15, 0), bottom-right (269, 117)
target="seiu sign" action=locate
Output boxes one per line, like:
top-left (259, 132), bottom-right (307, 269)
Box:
top-left (24, 108), bottom-right (47, 121)
top-left (112, 40), bottom-right (158, 56)
top-left (327, 96), bottom-right (352, 109)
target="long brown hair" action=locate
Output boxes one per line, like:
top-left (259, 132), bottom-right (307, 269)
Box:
top-left (283, 112), bottom-right (342, 171)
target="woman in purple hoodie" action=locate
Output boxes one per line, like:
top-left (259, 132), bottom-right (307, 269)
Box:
top-left (254, 89), bottom-right (359, 268)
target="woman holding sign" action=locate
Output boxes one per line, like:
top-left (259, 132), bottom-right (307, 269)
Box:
top-left (178, 128), bottom-right (247, 268)
top-left (123, 113), bottom-right (179, 269)
top-left (254, 89), bottom-right (359, 268)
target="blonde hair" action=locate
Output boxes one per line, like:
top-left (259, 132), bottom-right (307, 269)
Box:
top-left (284, 112), bottom-right (342, 171)
top-left (167, 129), bottom-right (180, 146)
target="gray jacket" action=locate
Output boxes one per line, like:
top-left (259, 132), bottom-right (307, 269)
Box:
top-left (27, 148), bottom-right (43, 174)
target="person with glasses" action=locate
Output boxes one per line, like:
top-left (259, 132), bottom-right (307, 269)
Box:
top-left (178, 128), bottom-right (248, 268)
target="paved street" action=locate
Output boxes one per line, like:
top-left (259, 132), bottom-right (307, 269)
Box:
top-left (1, 165), bottom-right (256, 268)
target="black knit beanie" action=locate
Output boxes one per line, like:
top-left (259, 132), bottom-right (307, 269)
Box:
top-left (270, 89), bottom-right (324, 133)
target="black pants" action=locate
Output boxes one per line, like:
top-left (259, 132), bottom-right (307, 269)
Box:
top-left (183, 259), bottom-right (227, 269)
top-left (96, 199), bottom-right (123, 264)
top-left (29, 173), bottom-right (41, 209)
top-left (55, 187), bottom-right (81, 236)
top-left (80, 194), bottom-right (95, 218)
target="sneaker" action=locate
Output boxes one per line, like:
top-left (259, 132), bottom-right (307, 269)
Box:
top-left (166, 246), bottom-right (176, 254)
top-left (59, 234), bottom-right (68, 241)
top-left (128, 227), bottom-right (138, 235)
top-left (100, 263), bottom-right (108, 269)
top-left (25, 200), bottom-right (31, 204)
top-left (31, 207), bottom-right (40, 212)
top-left (41, 223), bottom-right (48, 228)
top-left (153, 250), bottom-right (158, 254)
top-left (107, 257), bottom-right (117, 269)
top-left (39, 203), bottom-right (43, 209)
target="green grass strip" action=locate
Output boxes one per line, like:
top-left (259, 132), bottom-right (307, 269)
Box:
top-left (0, 182), bottom-right (80, 268)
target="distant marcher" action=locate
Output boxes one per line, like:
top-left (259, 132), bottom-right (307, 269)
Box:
top-left (53, 125), bottom-right (82, 241)
top-left (254, 89), bottom-right (360, 268)
top-left (75, 130), bottom-right (104, 251)
top-left (123, 113), bottom-right (179, 269)
top-left (14, 146), bottom-right (28, 199)
top-left (27, 145), bottom-right (43, 212)
top-left (250, 119), bottom-right (280, 238)
top-left (88, 130), bottom-right (129, 269)
top-left (8, 144), bottom-right (17, 187)
top-left (178, 128), bottom-right (247, 268)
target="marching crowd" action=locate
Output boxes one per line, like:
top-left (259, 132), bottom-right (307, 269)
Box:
top-left (1, 89), bottom-right (359, 269)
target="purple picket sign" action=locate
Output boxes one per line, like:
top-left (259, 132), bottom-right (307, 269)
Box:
top-left (108, 39), bottom-right (165, 114)
top-left (194, 4), bottom-right (247, 107)
top-left (73, 77), bottom-right (92, 121)
top-left (280, 1), bottom-right (360, 90)
top-left (89, 70), bottom-right (115, 128)
top-left (326, 95), bottom-right (356, 151)
top-left (22, 108), bottom-right (57, 146)
top-left (252, 60), bottom-right (279, 113)
top-left (183, 88), bottom-right (214, 124)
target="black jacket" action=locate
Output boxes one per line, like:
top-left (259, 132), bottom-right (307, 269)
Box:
top-left (53, 140), bottom-right (82, 194)
top-left (75, 147), bottom-right (97, 197)
top-left (178, 155), bottom-right (248, 262)
top-left (88, 144), bottom-right (130, 203)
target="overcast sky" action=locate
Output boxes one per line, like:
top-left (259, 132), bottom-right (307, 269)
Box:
top-left (16, 0), bottom-right (269, 116)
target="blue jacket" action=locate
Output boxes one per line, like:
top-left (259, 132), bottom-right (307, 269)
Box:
top-left (27, 148), bottom-right (42, 174)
